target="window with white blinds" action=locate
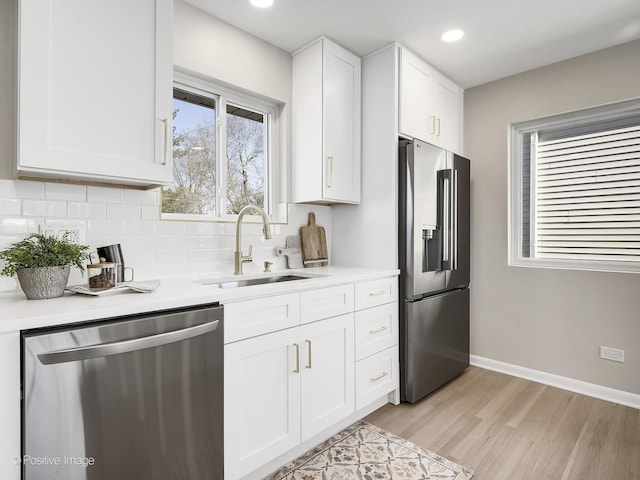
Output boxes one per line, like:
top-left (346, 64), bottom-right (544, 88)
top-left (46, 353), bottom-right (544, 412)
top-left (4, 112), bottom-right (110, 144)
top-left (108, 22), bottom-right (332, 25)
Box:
top-left (510, 99), bottom-right (640, 273)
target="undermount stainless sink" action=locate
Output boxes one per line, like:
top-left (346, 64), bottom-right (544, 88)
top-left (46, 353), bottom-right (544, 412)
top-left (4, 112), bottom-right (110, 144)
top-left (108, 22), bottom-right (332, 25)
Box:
top-left (199, 274), bottom-right (317, 289)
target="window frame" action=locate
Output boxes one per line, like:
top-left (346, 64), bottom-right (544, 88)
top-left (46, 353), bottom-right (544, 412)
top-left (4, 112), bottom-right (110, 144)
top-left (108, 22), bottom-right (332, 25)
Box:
top-left (508, 98), bottom-right (640, 274)
top-left (161, 69), bottom-right (287, 224)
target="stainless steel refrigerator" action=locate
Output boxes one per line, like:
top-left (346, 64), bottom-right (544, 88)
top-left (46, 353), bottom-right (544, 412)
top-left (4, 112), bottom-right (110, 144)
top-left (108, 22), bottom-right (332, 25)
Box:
top-left (399, 139), bottom-right (470, 403)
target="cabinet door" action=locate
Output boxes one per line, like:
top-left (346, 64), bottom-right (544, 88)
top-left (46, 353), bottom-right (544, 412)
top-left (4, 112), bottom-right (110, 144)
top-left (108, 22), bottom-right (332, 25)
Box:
top-left (434, 78), bottom-right (461, 154)
top-left (300, 314), bottom-right (355, 441)
top-left (398, 48), bottom-right (437, 143)
top-left (322, 40), bottom-right (361, 203)
top-left (399, 47), bottom-right (463, 154)
top-left (224, 328), bottom-right (301, 480)
top-left (16, 0), bottom-right (173, 186)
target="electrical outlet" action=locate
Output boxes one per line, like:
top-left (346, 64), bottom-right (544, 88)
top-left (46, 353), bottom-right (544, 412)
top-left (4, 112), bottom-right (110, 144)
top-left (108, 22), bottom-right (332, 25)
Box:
top-left (600, 346), bottom-right (624, 363)
top-left (39, 221), bottom-right (86, 245)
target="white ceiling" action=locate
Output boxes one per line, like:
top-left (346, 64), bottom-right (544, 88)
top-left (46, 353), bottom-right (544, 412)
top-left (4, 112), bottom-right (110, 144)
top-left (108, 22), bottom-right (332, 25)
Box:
top-left (183, 0), bottom-right (640, 88)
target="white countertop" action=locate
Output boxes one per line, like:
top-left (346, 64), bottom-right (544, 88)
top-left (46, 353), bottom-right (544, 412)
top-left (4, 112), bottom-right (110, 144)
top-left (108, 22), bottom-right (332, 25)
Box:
top-left (0, 266), bottom-right (399, 333)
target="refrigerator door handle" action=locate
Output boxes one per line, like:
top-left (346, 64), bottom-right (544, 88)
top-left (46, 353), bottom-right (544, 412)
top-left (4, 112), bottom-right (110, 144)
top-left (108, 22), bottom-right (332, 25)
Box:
top-left (452, 168), bottom-right (458, 271)
top-left (440, 169), bottom-right (454, 271)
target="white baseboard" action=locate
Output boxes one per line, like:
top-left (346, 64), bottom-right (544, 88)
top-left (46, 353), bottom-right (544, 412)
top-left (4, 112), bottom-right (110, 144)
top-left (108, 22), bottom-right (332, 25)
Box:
top-left (470, 355), bottom-right (640, 410)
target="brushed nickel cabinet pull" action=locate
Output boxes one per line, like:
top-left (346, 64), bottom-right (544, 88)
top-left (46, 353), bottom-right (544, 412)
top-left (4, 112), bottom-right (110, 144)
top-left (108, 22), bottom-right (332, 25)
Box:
top-left (370, 371), bottom-right (389, 382)
top-left (436, 117), bottom-right (441, 137)
top-left (369, 326), bottom-right (388, 334)
top-left (305, 340), bottom-right (312, 369)
top-left (327, 156), bottom-right (334, 188)
top-left (368, 290), bottom-right (387, 297)
top-left (293, 343), bottom-right (300, 373)
top-left (430, 115), bottom-right (437, 136)
top-left (162, 118), bottom-right (170, 165)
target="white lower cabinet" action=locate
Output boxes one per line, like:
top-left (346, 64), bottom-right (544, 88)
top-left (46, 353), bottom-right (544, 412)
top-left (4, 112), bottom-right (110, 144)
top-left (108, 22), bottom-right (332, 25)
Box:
top-left (224, 309), bottom-right (354, 479)
top-left (353, 278), bottom-right (400, 411)
top-left (224, 277), bottom-right (397, 480)
top-left (224, 328), bottom-right (301, 480)
top-left (300, 314), bottom-right (355, 441)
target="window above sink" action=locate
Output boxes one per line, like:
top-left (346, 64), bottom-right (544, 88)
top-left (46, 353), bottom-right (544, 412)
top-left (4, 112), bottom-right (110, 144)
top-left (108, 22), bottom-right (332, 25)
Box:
top-left (161, 69), bottom-right (287, 224)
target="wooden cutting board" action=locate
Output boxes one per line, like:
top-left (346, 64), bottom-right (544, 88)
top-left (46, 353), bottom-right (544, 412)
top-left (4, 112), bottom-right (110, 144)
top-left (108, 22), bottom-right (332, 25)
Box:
top-left (300, 212), bottom-right (328, 267)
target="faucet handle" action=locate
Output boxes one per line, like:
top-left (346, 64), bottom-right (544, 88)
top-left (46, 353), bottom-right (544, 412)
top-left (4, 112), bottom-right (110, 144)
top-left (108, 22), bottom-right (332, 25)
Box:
top-left (241, 245), bottom-right (253, 263)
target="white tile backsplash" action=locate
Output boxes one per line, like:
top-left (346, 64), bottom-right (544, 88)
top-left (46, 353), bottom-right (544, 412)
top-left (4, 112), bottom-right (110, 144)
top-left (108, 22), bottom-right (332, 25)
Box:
top-left (45, 183), bottom-right (87, 201)
top-left (185, 222), bottom-right (212, 236)
top-left (0, 180), bottom-right (333, 281)
top-left (68, 202), bottom-right (107, 219)
top-left (124, 188), bottom-right (159, 206)
top-left (141, 205), bottom-right (160, 221)
top-left (123, 221), bottom-right (156, 235)
top-left (23, 199), bottom-right (67, 217)
top-left (87, 186), bottom-right (125, 203)
top-left (87, 219), bottom-right (124, 235)
top-left (0, 199), bottom-right (20, 215)
top-left (156, 221), bottom-right (186, 235)
top-left (140, 235), bottom-right (172, 250)
top-left (106, 203), bottom-right (142, 220)
top-left (14, 180), bottom-right (45, 199)
top-left (171, 235), bottom-right (199, 249)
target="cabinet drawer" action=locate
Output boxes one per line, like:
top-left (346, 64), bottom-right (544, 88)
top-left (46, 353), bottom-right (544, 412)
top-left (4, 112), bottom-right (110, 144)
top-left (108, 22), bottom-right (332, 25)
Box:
top-left (355, 277), bottom-right (398, 311)
top-left (355, 303), bottom-right (398, 361)
top-left (224, 293), bottom-right (300, 343)
top-left (300, 284), bottom-right (354, 324)
top-left (355, 346), bottom-right (399, 410)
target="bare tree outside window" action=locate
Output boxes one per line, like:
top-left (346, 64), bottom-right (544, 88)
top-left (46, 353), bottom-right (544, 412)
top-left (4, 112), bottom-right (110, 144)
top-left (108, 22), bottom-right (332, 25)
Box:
top-left (226, 106), bottom-right (265, 214)
top-left (161, 90), bottom-right (267, 218)
top-left (162, 96), bottom-right (217, 215)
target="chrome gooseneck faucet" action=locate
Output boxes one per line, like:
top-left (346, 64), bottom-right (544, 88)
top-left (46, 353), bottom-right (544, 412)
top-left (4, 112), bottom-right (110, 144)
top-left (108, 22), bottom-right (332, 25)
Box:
top-left (234, 204), bottom-right (272, 275)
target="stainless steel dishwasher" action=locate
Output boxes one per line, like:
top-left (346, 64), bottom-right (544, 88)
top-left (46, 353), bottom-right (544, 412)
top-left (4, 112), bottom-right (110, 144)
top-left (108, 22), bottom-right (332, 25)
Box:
top-left (21, 303), bottom-right (223, 480)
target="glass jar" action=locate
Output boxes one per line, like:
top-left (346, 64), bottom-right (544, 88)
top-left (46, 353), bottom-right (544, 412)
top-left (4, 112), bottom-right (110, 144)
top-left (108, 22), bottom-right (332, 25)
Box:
top-left (87, 257), bottom-right (117, 291)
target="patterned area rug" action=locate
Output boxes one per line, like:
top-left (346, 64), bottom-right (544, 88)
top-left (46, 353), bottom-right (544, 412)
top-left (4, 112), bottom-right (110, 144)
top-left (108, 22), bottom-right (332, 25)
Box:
top-left (265, 420), bottom-right (474, 480)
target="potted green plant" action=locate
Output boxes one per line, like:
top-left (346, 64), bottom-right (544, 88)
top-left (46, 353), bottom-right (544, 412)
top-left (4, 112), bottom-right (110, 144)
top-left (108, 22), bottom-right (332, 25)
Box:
top-left (0, 233), bottom-right (90, 300)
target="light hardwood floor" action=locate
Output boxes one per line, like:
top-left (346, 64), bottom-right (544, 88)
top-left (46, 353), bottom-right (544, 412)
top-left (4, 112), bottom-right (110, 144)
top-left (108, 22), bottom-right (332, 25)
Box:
top-left (366, 366), bottom-right (640, 480)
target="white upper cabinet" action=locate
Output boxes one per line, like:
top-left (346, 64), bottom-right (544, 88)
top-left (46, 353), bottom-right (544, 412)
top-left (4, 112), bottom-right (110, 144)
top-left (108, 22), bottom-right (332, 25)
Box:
top-left (399, 47), bottom-right (463, 154)
top-left (15, 0), bottom-right (173, 186)
top-left (292, 37), bottom-right (361, 204)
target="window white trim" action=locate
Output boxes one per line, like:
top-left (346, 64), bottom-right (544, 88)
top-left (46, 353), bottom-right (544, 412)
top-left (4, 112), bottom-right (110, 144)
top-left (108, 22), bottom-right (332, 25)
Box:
top-left (509, 98), bottom-right (640, 274)
top-left (161, 68), bottom-right (287, 224)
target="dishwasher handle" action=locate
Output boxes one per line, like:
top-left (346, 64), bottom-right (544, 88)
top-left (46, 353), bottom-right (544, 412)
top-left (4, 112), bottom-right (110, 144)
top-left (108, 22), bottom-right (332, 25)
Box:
top-left (37, 320), bottom-right (220, 365)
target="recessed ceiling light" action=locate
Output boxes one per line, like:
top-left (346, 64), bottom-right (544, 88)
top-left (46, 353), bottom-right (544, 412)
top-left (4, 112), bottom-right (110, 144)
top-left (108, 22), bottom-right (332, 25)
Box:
top-left (250, 0), bottom-right (273, 7)
top-left (441, 29), bottom-right (464, 43)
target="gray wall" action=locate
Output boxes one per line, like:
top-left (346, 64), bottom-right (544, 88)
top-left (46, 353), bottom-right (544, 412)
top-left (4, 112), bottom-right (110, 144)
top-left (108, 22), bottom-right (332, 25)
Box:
top-left (465, 39), bottom-right (640, 395)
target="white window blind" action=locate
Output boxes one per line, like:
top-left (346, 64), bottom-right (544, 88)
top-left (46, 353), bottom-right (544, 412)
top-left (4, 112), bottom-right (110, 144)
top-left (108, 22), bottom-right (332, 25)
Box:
top-left (535, 124), bottom-right (640, 262)
top-left (510, 99), bottom-right (640, 273)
